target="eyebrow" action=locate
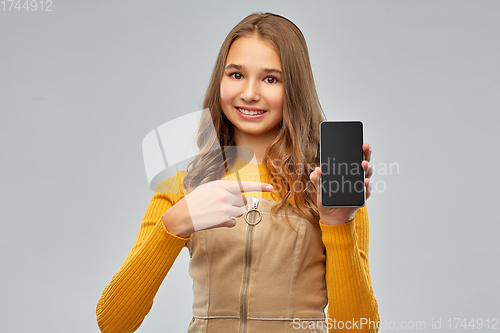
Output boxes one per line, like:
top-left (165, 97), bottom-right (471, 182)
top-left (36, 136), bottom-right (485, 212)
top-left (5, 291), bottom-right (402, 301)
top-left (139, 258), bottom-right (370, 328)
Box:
top-left (224, 64), bottom-right (282, 75)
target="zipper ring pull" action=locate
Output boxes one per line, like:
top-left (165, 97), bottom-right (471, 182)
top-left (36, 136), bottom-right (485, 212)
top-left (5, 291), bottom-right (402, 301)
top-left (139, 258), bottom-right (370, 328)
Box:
top-left (244, 209), bottom-right (262, 226)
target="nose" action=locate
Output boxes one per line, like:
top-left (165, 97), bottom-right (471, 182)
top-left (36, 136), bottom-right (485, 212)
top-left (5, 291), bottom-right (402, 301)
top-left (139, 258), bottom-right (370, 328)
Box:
top-left (240, 79), bottom-right (260, 102)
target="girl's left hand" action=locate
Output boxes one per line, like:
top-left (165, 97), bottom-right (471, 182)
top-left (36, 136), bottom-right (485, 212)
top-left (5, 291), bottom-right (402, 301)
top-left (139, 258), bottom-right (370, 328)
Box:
top-left (309, 143), bottom-right (373, 226)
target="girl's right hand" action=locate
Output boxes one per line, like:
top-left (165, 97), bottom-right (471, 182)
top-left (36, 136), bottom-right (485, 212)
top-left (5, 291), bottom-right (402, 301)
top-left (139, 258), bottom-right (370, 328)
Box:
top-left (162, 180), bottom-right (274, 238)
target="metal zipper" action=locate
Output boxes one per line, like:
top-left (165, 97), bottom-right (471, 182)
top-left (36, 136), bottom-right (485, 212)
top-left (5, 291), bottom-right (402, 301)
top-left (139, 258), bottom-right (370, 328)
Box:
top-left (241, 197), bottom-right (260, 333)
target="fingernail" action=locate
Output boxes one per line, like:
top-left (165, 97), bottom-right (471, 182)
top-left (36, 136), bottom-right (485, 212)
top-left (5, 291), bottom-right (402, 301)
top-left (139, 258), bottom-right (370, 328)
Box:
top-left (266, 185), bottom-right (274, 191)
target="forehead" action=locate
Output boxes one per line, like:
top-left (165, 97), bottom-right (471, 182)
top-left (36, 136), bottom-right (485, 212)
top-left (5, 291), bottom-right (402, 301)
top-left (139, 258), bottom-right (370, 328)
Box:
top-left (225, 35), bottom-right (282, 70)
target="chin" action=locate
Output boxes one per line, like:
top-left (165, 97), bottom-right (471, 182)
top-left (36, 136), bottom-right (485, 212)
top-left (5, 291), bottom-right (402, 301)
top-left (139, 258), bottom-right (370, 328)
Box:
top-left (245, 127), bottom-right (278, 136)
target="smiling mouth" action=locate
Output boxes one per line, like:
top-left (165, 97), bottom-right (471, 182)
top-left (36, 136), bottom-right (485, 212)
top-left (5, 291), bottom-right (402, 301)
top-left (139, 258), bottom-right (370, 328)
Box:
top-left (236, 107), bottom-right (267, 115)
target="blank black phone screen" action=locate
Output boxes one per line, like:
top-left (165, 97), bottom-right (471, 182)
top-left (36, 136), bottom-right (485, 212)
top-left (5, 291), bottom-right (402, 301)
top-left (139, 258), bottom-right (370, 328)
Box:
top-left (320, 121), bottom-right (365, 207)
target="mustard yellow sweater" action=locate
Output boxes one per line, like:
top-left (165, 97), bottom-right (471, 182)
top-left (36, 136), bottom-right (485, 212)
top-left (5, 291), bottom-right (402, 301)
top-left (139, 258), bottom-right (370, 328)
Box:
top-left (96, 159), bottom-right (379, 332)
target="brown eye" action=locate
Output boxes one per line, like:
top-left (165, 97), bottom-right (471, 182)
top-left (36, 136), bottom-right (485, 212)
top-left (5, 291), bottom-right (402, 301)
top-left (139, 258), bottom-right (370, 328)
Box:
top-left (265, 76), bottom-right (278, 84)
top-left (231, 73), bottom-right (243, 79)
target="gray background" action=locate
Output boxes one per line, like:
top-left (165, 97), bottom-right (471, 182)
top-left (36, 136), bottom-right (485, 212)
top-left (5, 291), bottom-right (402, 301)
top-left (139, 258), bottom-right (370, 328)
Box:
top-left (1, 0), bottom-right (499, 332)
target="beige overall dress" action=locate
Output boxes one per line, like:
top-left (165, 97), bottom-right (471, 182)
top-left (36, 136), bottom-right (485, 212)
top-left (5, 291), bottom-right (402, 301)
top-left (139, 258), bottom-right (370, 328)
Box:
top-left (186, 197), bottom-right (328, 333)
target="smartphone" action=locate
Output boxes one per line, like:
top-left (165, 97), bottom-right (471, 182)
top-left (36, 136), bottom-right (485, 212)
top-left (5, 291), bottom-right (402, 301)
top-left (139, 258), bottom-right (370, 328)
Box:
top-left (319, 121), bottom-right (365, 207)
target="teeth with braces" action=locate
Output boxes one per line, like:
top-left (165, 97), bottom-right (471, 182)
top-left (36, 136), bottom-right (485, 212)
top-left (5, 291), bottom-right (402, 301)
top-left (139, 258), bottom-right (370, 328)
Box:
top-left (238, 108), bottom-right (265, 115)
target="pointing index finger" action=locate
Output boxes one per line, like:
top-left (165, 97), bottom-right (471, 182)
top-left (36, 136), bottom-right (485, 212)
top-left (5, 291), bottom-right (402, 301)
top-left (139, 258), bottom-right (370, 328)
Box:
top-left (221, 180), bottom-right (274, 194)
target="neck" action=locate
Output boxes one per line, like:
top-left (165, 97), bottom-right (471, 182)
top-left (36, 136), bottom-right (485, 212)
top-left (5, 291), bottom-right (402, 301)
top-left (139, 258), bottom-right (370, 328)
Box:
top-left (234, 129), bottom-right (278, 164)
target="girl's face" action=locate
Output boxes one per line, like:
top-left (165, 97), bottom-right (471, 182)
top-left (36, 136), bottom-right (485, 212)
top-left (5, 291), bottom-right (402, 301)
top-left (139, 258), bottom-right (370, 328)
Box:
top-left (220, 35), bottom-right (284, 142)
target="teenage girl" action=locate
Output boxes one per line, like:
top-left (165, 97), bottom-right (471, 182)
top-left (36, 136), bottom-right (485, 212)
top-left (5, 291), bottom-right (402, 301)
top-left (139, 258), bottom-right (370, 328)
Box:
top-left (97, 12), bottom-right (379, 333)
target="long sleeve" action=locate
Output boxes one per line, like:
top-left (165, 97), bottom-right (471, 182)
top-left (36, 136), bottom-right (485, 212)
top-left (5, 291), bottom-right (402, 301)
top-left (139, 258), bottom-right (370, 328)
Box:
top-left (96, 173), bottom-right (189, 333)
top-left (320, 205), bottom-right (380, 332)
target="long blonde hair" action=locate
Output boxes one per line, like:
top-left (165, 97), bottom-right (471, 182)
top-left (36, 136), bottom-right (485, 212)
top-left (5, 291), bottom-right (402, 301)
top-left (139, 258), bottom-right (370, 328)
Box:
top-left (182, 12), bottom-right (326, 227)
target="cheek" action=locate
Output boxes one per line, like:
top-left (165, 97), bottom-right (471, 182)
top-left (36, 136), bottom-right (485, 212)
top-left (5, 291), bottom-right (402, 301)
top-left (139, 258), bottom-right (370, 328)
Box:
top-left (269, 88), bottom-right (284, 112)
top-left (220, 79), bottom-right (236, 105)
